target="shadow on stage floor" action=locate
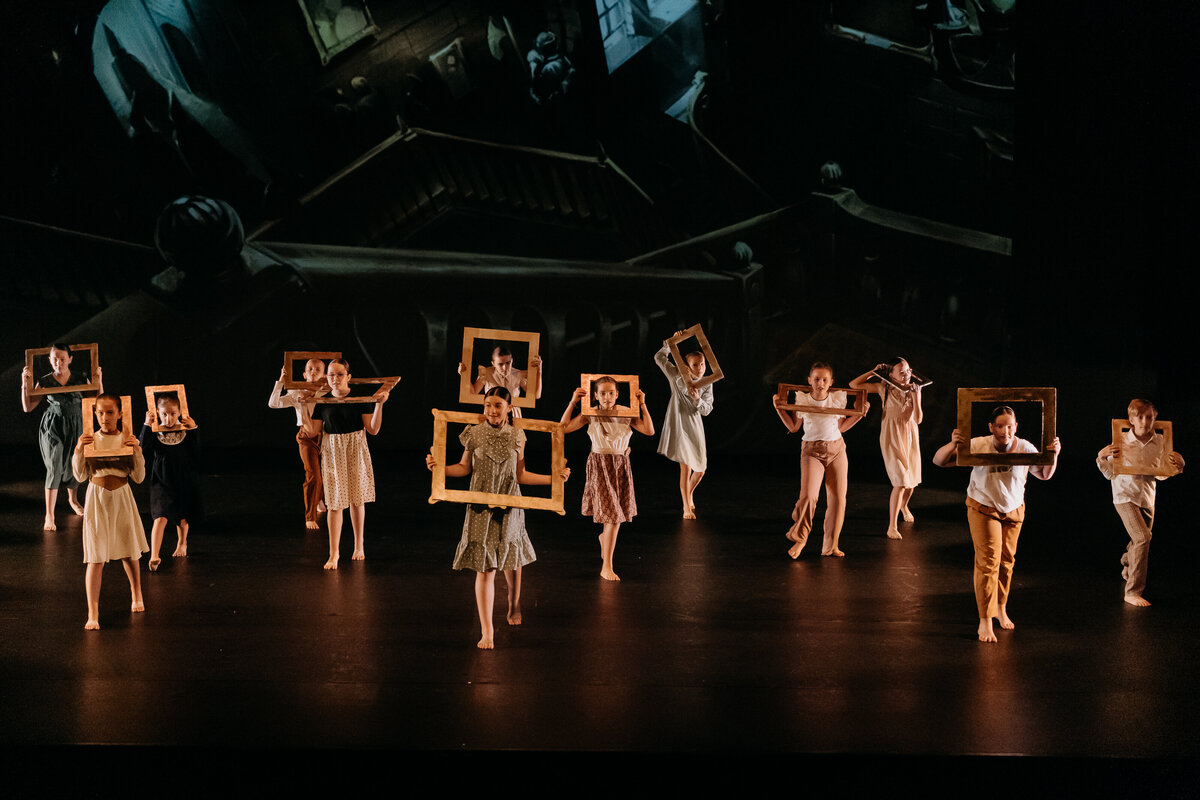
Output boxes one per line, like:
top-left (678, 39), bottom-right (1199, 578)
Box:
top-left (1, 446), bottom-right (1198, 788)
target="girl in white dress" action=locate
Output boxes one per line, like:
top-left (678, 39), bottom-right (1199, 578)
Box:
top-left (654, 334), bottom-right (713, 518)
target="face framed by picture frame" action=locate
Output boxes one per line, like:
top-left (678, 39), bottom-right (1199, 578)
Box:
top-left (458, 327), bottom-right (541, 409)
top-left (81, 395), bottom-right (135, 458)
top-left (580, 374), bottom-right (641, 418)
top-left (955, 387), bottom-right (1058, 467)
top-left (665, 324), bottom-right (724, 390)
top-left (25, 343), bottom-right (101, 396)
top-left (281, 351), bottom-right (341, 392)
top-left (144, 384), bottom-right (195, 432)
top-left (311, 375), bottom-right (401, 404)
top-left (774, 383), bottom-right (867, 417)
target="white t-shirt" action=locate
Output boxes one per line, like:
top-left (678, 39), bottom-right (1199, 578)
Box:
top-left (796, 390), bottom-right (846, 442)
top-left (966, 436), bottom-right (1038, 513)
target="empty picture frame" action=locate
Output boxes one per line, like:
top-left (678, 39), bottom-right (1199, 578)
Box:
top-left (666, 324), bottom-right (724, 390)
top-left (955, 387), bottom-right (1057, 466)
top-left (81, 395), bottom-right (135, 458)
top-left (1111, 419), bottom-right (1176, 477)
top-left (428, 409), bottom-right (566, 514)
top-left (458, 327), bottom-right (541, 409)
top-left (580, 374), bottom-right (641, 418)
top-left (774, 383), bottom-right (868, 417)
top-left (144, 384), bottom-right (195, 432)
top-left (311, 376), bottom-right (401, 404)
top-left (871, 364), bottom-right (933, 390)
top-left (24, 343), bottom-right (101, 396)
top-left (282, 351), bottom-right (342, 391)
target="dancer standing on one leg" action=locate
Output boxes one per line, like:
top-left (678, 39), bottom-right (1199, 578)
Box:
top-left (932, 406), bottom-right (1060, 643)
top-left (775, 362), bottom-right (868, 559)
top-left (654, 333), bottom-right (713, 519)
top-left (561, 378), bottom-right (654, 581)
top-left (849, 358), bottom-right (923, 539)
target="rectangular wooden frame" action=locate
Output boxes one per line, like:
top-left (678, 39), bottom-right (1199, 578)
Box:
top-left (666, 324), bottom-right (725, 390)
top-left (458, 327), bottom-right (541, 409)
top-left (282, 351), bottom-right (342, 391)
top-left (774, 383), bottom-right (867, 417)
top-left (955, 387), bottom-right (1057, 466)
top-left (871, 364), bottom-right (933, 390)
top-left (580, 374), bottom-right (641, 418)
top-left (81, 395), bottom-right (134, 458)
top-left (428, 409), bottom-right (566, 515)
top-left (25, 343), bottom-right (101, 396)
top-left (1111, 419), bottom-right (1176, 477)
top-left (311, 376), bottom-right (401, 404)
top-left (144, 384), bottom-right (195, 432)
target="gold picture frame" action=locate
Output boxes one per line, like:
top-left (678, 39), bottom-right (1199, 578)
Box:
top-left (955, 387), bottom-right (1058, 466)
top-left (774, 383), bottom-right (867, 417)
top-left (282, 351), bottom-right (342, 391)
top-left (24, 343), bottom-right (101, 396)
top-left (1111, 419), bottom-right (1177, 477)
top-left (665, 324), bottom-right (724, 390)
top-left (311, 376), bottom-right (401, 404)
top-left (81, 395), bottom-right (135, 458)
top-left (428, 409), bottom-right (566, 515)
top-left (580, 374), bottom-right (641, 418)
top-left (143, 384), bottom-right (195, 432)
top-left (458, 327), bottom-right (541, 409)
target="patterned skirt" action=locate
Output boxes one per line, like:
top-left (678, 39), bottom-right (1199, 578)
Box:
top-left (321, 430), bottom-right (375, 511)
top-left (582, 452), bottom-right (637, 524)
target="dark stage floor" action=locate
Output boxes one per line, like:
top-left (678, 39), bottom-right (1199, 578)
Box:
top-left (1, 447), bottom-right (1198, 788)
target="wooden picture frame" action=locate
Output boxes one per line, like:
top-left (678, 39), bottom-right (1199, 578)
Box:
top-left (774, 383), bottom-right (868, 417)
top-left (458, 327), bottom-right (541, 409)
top-left (312, 376), bottom-right (401, 404)
top-left (296, 0), bottom-right (379, 66)
top-left (871, 364), bottom-right (933, 390)
top-left (955, 387), bottom-right (1058, 466)
top-left (1111, 419), bottom-right (1176, 477)
top-left (666, 324), bottom-right (724, 390)
top-left (143, 384), bottom-right (195, 432)
top-left (428, 409), bottom-right (566, 515)
top-left (282, 351), bottom-right (341, 391)
top-left (24, 343), bottom-right (101, 396)
top-left (81, 395), bottom-right (134, 458)
top-left (580, 374), bottom-right (641, 418)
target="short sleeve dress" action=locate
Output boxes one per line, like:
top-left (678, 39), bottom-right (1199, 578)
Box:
top-left (452, 422), bottom-right (537, 572)
top-left (654, 344), bottom-right (713, 473)
top-left (879, 385), bottom-right (921, 488)
top-left (38, 370), bottom-right (87, 489)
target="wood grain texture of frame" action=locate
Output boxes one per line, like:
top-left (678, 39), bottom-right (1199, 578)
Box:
top-left (774, 383), bottom-right (867, 417)
top-left (458, 327), bottom-right (541, 408)
top-left (24, 343), bottom-right (101, 396)
top-left (955, 387), bottom-right (1057, 466)
top-left (282, 351), bottom-right (342, 391)
top-left (81, 395), bottom-right (134, 458)
top-left (428, 409), bottom-right (566, 515)
top-left (312, 376), bottom-right (401, 404)
top-left (871, 365), bottom-right (933, 390)
top-left (580, 374), bottom-right (641, 418)
top-left (666, 324), bottom-right (724, 390)
top-left (1111, 419), bottom-right (1176, 477)
top-left (143, 384), bottom-right (196, 432)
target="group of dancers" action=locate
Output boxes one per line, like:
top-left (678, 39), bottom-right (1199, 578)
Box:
top-left (20, 338), bottom-right (1185, 646)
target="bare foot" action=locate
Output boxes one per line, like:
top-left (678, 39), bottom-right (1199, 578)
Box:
top-left (886, 528), bottom-right (903, 540)
top-left (148, 558), bottom-right (161, 572)
top-left (507, 608), bottom-right (523, 625)
top-left (600, 567), bottom-right (621, 581)
top-left (997, 608), bottom-right (1015, 630)
top-left (352, 549), bottom-right (365, 561)
top-left (172, 544), bottom-right (187, 558)
top-left (305, 520), bottom-right (319, 530)
top-left (1124, 594), bottom-right (1151, 607)
top-left (69, 499), bottom-right (85, 516)
top-left (84, 619), bottom-right (100, 631)
top-left (317, 500), bottom-right (327, 513)
top-left (324, 557), bottom-right (338, 570)
top-left (43, 516), bottom-right (56, 531)
top-left (785, 524), bottom-right (801, 543)
top-left (477, 637), bottom-right (494, 650)
top-left (131, 601), bottom-right (145, 613)
top-left (901, 509), bottom-right (915, 523)
top-left (683, 509), bottom-right (696, 519)
top-left (822, 548), bottom-right (845, 558)
top-left (977, 619), bottom-right (997, 643)
top-left (787, 542), bottom-right (804, 560)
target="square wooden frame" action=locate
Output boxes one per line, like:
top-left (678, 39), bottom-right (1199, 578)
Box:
top-left (1111, 419), bottom-right (1176, 477)
top-left (428, 409), bottom-right (566, 515)
top-left (580, 374), bottom-right (641, 418)
top-left (282, 351), bottom-right (342, 391)
top-left (458, 328), bottom-right (541, 409)
top-left (871, 364), bottom-right (933, 390)
top-left (81, 395), bottom-right (134, 458)
top-left (296, 0), bottom-right (379, 66)
top-left (666, 324), bottom-right (724, 390)
top-left (774, 383), bottom-right (867, 417)
top-left (144, 384), bottom-right (195, 432)
top-left (312, 376), bottom-right (401, 404)
top-left (955, 387), bottom-right (1057, 466)
top-left (25, 343), bottom-right (101, 396)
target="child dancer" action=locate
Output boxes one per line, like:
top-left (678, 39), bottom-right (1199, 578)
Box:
top-left (932, 406), bottom-right (1061, 643)
top-left (1096, 398), bottom-right (1185, 607)
top-left (301, 359), bottom-right (389, 569)
top-left (269, 361), bottom-right (328, 529)
top-left (774, 362), bottom-right (868, 559)
top-left (139, 394), bottom-right (201, 571)
top-left (849, 359), bottom-right (923, 539)
top-left (72, 393), bottom-right (148, 630)
top-left (561, 378), bottom-right (654, 581)
top-left (458, 347), bottom-right (544, 416)
top-left (20, 345), bottom-right (101, 530)
top-left (425, 386), bottom-right (570, 649)
top-left (654, 333), bottom-right (713, 518)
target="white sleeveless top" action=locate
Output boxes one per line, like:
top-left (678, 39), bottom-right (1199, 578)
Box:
top-left (587, 417), bottom-right (633, 454)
